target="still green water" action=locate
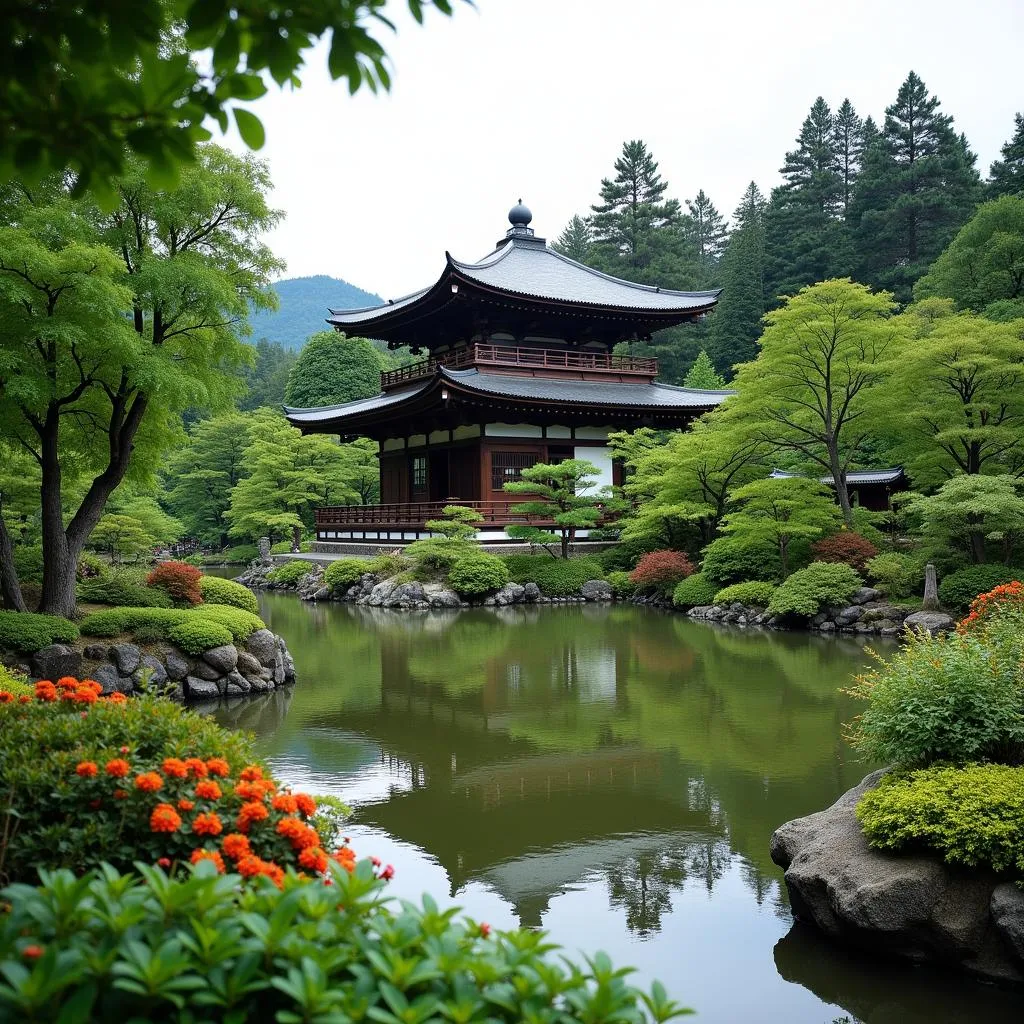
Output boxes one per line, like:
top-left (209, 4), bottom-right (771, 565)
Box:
top-left (209, 590), bottom-right (1023, 1023)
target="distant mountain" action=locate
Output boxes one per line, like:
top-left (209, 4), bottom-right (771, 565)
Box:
top-left (249, 275), bottom-right (382, 350)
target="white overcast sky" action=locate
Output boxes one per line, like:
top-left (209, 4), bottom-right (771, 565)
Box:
top-left (223, 0), bottom-right (1024, 301)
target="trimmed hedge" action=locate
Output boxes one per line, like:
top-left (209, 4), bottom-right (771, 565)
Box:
top-left (77, 569), bottom-right (174, 608)
top-left (0, 611), bottom-right (80, 653)
top-left (713, 581), bottom-right (776, 607)
top-left (671, 573), bottom-right (718, 609)
top-left (323, 557), bottom-right (372, 591)
top-left (700, 536), bottom-right (783, 586)
top-left (266, 559), bottom-right (315, 584)
top-left (767, 562), bottom-right (862, 618)
top-left (938, 564), bottom-right (1021, 611)
top-left (198, 575), bottom-right (260, 614)
top-left (79, 606), bottom-right (265, 646)
top-left (606, 570), bottom-right (636, 597)
top-left (448, 554), bottom-right (510, 596)
top-left (167, 619), bottom-right (234, 654)
top-left (502, 555), bottom-right (606, 596)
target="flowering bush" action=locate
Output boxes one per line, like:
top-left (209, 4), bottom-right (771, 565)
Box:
top-left (958, 580), bottom-right (1024, 631)
top-left (0, 862), bottom-right (689, 1024)
top-left (810, 531), bottom-right (878, 572)
top-left (197, 575), bottom-right (260, 614)
top-left (146, 560), bottom-right (204, 605)
top-left (629, 550), bottom-right (695, 593)
top-left (0, 684), bottom-right (356, 885)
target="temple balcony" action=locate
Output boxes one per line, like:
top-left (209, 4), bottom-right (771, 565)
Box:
top-left (380, 343), bottom-right (659, 391)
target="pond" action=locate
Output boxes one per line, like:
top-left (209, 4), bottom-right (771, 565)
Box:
top-left (209, 592), bottom-right (1023, 1023)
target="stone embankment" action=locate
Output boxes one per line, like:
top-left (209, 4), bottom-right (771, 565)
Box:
top-left (771, 771), bottom-right (1024, 985)
top-left (11, 628), bottom-right (297, 702)
top-left (687, 587), bottom-right (954, 636)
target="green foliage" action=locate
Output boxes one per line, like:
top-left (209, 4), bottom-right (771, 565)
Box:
top-left (857, 765), bottom-right (1024, 876)
top-left (989, 113), bottom-right (1024, 199)
top-left (285, 332), bottom-right (386, 408)
top-left (0, 612), bottom-right (79, 653)
top-left (502, 556), bottom-right (606, 596)
top-left (846, 624), bottom-right (1024, 766)
top-left (266, 560), bottom-right (315, 585)
top-left (683, 349), bottom-right (727, 389)
top-left (714, 581), bottom-right (776, 607)
top-left (701, 535), bottom-right (783, 586)
top-left (0, 666), bottom-right (32, 698)
top-left (367, 554), bottom-right (411, 578)
top-left (0, 863), bottom-right (691, 1024)
top-left (323, 559), bottom-right (373, 592)
top-left (767, 561), bottom-right (863, 617)
top-left (606, 571), bottom-right (637, 597)
top-left (866, 552), bottom-right (923, 599)
top-left (425, 504), bottom-right (484, 541)
top-left (77, 568), bottom-right (175, 609)
top-left (238, 337), bottom-right (299, 409)
top-left (630, 550), bottom-right (695, 593)
top-left (404, 538), bottom-right (476, 575)
top-left (270, 539), bottom-right (312, 554)
top-left (166, 619), bottom-right (234, 654)
top-left (198, 576), bottom-right (260, 614)
top-left (938, 564), bottom-right (1022, 611)
top-left (79, 606), bottom-right (264, 645)
top-left (671, 573), bottom-right (719, 609)
top-left (12, 545), bottom-right (43, 585)
top-left (447, 555), bottom-right (511, 597)
top-left (214, 544), bottom-right (260, 565)
top-left (89, 513), bottom-right (155, 562)
top-left (146, 561), bottom-right (203, 606)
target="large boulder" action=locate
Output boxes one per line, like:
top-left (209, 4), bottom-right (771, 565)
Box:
top-left (423, 583), bottom-right (461, 609)
top-left (132, 654), bottom-right (167, 689)
top-left (771, 771), bottom-right (1024, 984)
top-left (832, 605), bottom-right (862, 627)
top-left (522, 582), bottom-right (540, 603)
top-left (236, 651), bottom-right (264, 678)
top-left (903, 611), bottom-right (955, 635)
top-left (245, 628), bottom-right (278, 666)
top-left (859, 603), bottom-right (910, 625)
top-left (92, 663), bottom-right (132, 696)
top-left (581, 579), bottom-right (614, 602)
top-left (184, 676), bottom-right (220, 701)
top-left (109, 643), bottom-right (141, 675)
top-left (366, 579), bottom-right (400, 607)
top-left (850, 586), bottom-right (882, 605)
top-left (29, 644), bottom-right (82, 681)
top-left (164, 649), bottom-right (190, 681)
top-left (202, 644), bottom-right (238, 674)
top-left (389, 582), bottom-right (426, 608)
top-left (493, 582), bottom-right (526, 606)
top-left (991, 885), bottom-right (1024, 963)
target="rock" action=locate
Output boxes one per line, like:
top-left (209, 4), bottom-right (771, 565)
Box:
top-left (771, 770), bottom-right (1024, 985)
top-left (29, 644), bottom-right (82, 681)
top-left (202, 644), bottom-right (238, 673)
top-left (923, 562), bottom-right (940, 611)
top-left (367, 579), bottom-right (399, 607)
top-left (811, 612), bottom-right (829, 627)
top-left (494, 582), bottom-right (526, 606)
top-left (818, 621), bottom-right (835, 632)
top-left (870, 618), bottom-right (898, 632)
top-left (224, 670), bottom-right (251, 695)
top-left (248, 677), bottom-right (271, 693)
top-left (859, 603), bottom-right (909, 624)
top-left (850, 587), bottom-right (882, 605)
top-left (389, 581), bottom-right (426, 608)
top-left (991, 884), bottom-right (1024, 962)
top-left (522, 582), bottom-right (540, 602)
top-left (109, 642), bottom-right (141, 675)
top-left (310, 585), bottom-right (330, 601)
top-left (581, 579), bottom-right (613, 602)
top-left (904, 611), bottom-right (955, 635)
top-left (191, 660), bottom-right (222, 681)
top-left (92, 663), bottom-right (131, 695)
top-left (833, 605), bottom-right (862, 626)
top-left (236, 651), bottom-right (264, 676)
top-left (164, 649), bottom-right (190, 681)
top-left (185, 676), bottom-right (220, 700)
top-left (133, 654), bottom-right (167, 688)
top-left (423, 583), bottom-right (461, 609)
top-left (83, 644), bottom-right (108, 661)
top-left (245, 628), bottom-right (278, 666)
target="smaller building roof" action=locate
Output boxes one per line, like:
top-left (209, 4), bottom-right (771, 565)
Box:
top-left (769, 468), bottom-right (905, 486)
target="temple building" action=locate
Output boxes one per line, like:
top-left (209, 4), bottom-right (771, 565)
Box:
top-left (286, 202), bottom-right (732, 545)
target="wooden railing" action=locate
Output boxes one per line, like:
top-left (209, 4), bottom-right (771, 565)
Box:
top-left (316, 500), bottom-right (540, 531)
top-left (380, 344), bottom-right (658, 390)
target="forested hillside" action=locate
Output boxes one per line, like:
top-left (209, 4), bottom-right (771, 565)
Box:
top-left (250, 275), bottom-right (381, 350)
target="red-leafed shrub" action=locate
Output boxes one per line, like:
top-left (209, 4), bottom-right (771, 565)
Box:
top-left (810, 531), bottom-right (878, 572)
top-left (146, 560), bottom-right (203, 605)
top-left (629, 550), bottom-right (695, 593)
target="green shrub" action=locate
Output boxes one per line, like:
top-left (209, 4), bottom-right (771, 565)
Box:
top-left (714, 581), bottom-right (776, 607)
top-left (203, 543), bottom-right (259, 565)
top-left (866, 552), bottom-right (923, 599)
top-left (846, 626), bottom-right (1024, 766)
top-left (0, 863), bottom-right (688, 1024)
top-left (938, 564), bottom-right (1021, 610)
top-left (79, 605), bottom-right (265, 644)
top-left (367, 552), bottom-right (411, 578)
top-left (323, 557), bottom-right (372, 591)
top-left (700, 535), bottom-right (783, 585)
top-left (597, 539), bottom-right (660, 573)
top-left (270, 539), bottom-right (312, 554)
top-left (75, 551), bottom-right (106, 580)
top-left (12, 544), bottom-right (44, 585)
top-left (167, 618), bottom-right (234, 654)
top-left (857, 765), bottom-right (1024, 875)
top-left (404, 538), bottom-right (474, 575)
top-left (0, 665), bottom-right (33, 698)
top-left (77, 567), bottom-right (174, 608)
top-left (502, 555), bottom-right (605, 596)
top-left (607, 570), bottom-right (636, 597)
top-left (0, 611), bottom-right (79, 653)
top-left (193, 604), bottom-right (265, 642)
top-left (198, 575), bottom-right (260, 613)
top-left (671, 573), bottom-right (719, 609)
top-left (448, 554), bottom-right (510, 596)
top-left (266, 559), bottom-right (314, 585)
top-left (630, 550), bottom-right (695, 593)
top-left (767, 562), bottom-right (862, 618)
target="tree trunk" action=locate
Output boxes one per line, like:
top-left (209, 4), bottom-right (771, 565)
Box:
top-left (291, 524), bottom-right (302, 553)
top-left (0, 506), bottom-right (27, 612)
top-left (561, 529), bottom-right (570, 559)
top-left (969, 530), bottom-right (987, 565)
top-left (38, 413), bottom-right (81, 618)
top-left (828, 445), bottom-right (855, 528)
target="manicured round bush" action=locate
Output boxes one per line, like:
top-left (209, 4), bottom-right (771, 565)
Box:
top-left (866, 552), bottom-right (922, 600)
top-left (606, 570), bottom-right (636, 598)
top-left (629, 550), bottom-right (695, 593)
top-left (502, 555), bottom-right (606, 596)
top-left (700, 536), bottom-right (782, 585)
top-left (270, 539), bottom-right (312, 554)
top-left (192, 604), bottom-right (265, 642)
top-left (671, 572), bottom-right (718, 609)
top-left (198, 574), bottom-right (260, 613)
top-left (713, 581), bottom-right (776, 607)
top-left (146, 560), bottom-right (204, 605)
top-left (938, 564), bottom-right (1021, 611)
top-left (857, 765), bottom-right (1024, 876)
top-left (767, 561), bottom-right (863, 618)
top-left (266, 559), bottom-right (314, 585)
top-left (323, 557), bottom-right (372, 591)
top-left (0, 611), bottom-right (79, 653)
top-left (810, 531), bottom-right (878, 572)
top-left (0, 861), bottom-right (686, 1024)
top-left (368, 552), bottom-right (412, 577)
top-left (167, 619), bottom-right (234, 654)
top-left (448, 554), bottom-right (510, 596)
top-left (79, 605), bottom-right (265, 645)
top-left (78, 567), bottom-right (175, 608)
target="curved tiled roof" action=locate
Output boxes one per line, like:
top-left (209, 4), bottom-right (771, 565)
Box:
top-left (284, 382), bottom-right (428, 424)
top-left (769, 468), bottom-right (905, 485)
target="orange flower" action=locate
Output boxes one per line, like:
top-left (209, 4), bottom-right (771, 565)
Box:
top-left (233, 780), bottom-right (265, 801)
top-left (298, 846), bottom-right (328, 873)
top-left (331, 848), bottom-right (356, 872)
top-left (113, 788), bottom-right (129, 800)
top-left (260, 861), bottom-right (285, 888)
top-left (18, 695), bottom-right (31, 704)
top-left (190, 849), bottom-right (226, 873)
top-left (105, 758), bottom-right (130, 778)
top-left (0, 691), bottom-right (14, 704)
top-left (57, 677), bottom-right (78, 691)
top-left (236, 801), bottom-right (269, 832)
top-left (34, 681), bottom-right (57, 702)
top-left (206, 757), bottom-right (230, 777)
top-left (75, 761), bottom-right (98, 778)
top-left (221, 833), bottom-right (251, 861)
top-left (162, 757), bottom-right (188, 779)
top-left (135, 772), bottom-right (164, 793)
top-left (73, 688), bottom-right (98, 704)
top-left (150, 803), bottom-right (182, 833)
top-left (22, 944), bottom-right (44, 960)
top-left (276, 816), bottom-right (319, 851)
top-left (194, 780), bottom-right (222, 801)
top-left (178, 799), bottom-right (195, 811)
top-left (236, 853), bottom-right (264, 878)
top-left (76, 679), bottom-right (102, 695)
top-left (239, 765), bottom-right (264, 782)
top-left (294, 793), bottom-right (316, 817)
top-left (193, 811), bottom-right (223, 836)
top-left (272, 793), bottom-right (298, 814)
top-left (104, 692), bottom-right (128, 704)
top-left (184, 757), bottom-right (208, 778)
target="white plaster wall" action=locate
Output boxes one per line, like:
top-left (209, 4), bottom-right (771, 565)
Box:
top-left (407, 433), bottom-right (427, 449)
top-left (576, 444), bottom-right (614, 490)
top-left (381, 437), bottom-right (405, 452)
top-left (428, 429), bottom-right (449, 445)
top-left (485, 423), bottom-right (543, 438)
top-left (452, 425), bottom-right (481, 440)
top-left (575, 426), bottom-right (612, 440)
top-left (547, 425), bottom-right (571, 438)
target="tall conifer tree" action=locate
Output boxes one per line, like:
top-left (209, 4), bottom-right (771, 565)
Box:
top-left (989, 113), bottom-right (1024, 197)
top-left (553, 215), bottom-right (594, 263)
top-left (685, 190), bottom-right (728, 286)
top-left (833, 98), bottom-right (865, 216)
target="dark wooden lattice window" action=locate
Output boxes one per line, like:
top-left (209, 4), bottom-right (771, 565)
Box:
top-left (412, 455), bottom-right (427, 490)
top-left (491, 451), bottom-right (536, 490)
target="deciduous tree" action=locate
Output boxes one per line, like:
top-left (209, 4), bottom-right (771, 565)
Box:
top-left (284, 332), bottom-right (386, 409)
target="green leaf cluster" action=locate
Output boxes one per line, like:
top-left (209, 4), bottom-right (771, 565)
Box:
top-left (447, 554), bottom-right (510, 596)
top-left (937, 565), bottom-right (1022, 611)
top-left (79, 604), bottom-right (264, 644)
top-left (266, 561), bottom-right (316, 586)
top-left (323, 558), bottom-right (374, 592)
top-left (713, 581), bottom-right (776, 607)
top-left (0, 611), bottom-right (80, 653)
top-left (766, 561), bottom-right (862, 618)
top-left (197, 576), bottom-right (259, 614)
top-left (671, 573), bottom-right (719, 609)
top-left (284, 332), bottom-right (388, 409)
top-left (502, 555), bottom-right (606, 597)
top-left (865, 552), bottom-right (922, 600)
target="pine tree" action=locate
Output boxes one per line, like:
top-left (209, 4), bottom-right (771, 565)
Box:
top-left (833, 99), bottom-right (864, 216)
top-left (707, 183), bottom-right (767, 375)
top-left (850, 71), bottom-right (982, 300)
top-left (684, 190), bottom-right (728, 286)
top-left (552, 215), bottom-right (594, 263)
top-left (989, 113), bottom-right (1024, 197)
top-left (683, 349), bottom-right (726, 389)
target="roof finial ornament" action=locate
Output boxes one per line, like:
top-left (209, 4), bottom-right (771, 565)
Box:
top-left (508, 199), bottom-right (533, 228)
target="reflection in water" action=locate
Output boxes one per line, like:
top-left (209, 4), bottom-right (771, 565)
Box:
top-left (210, 595), bottom-right (1023, 1024)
